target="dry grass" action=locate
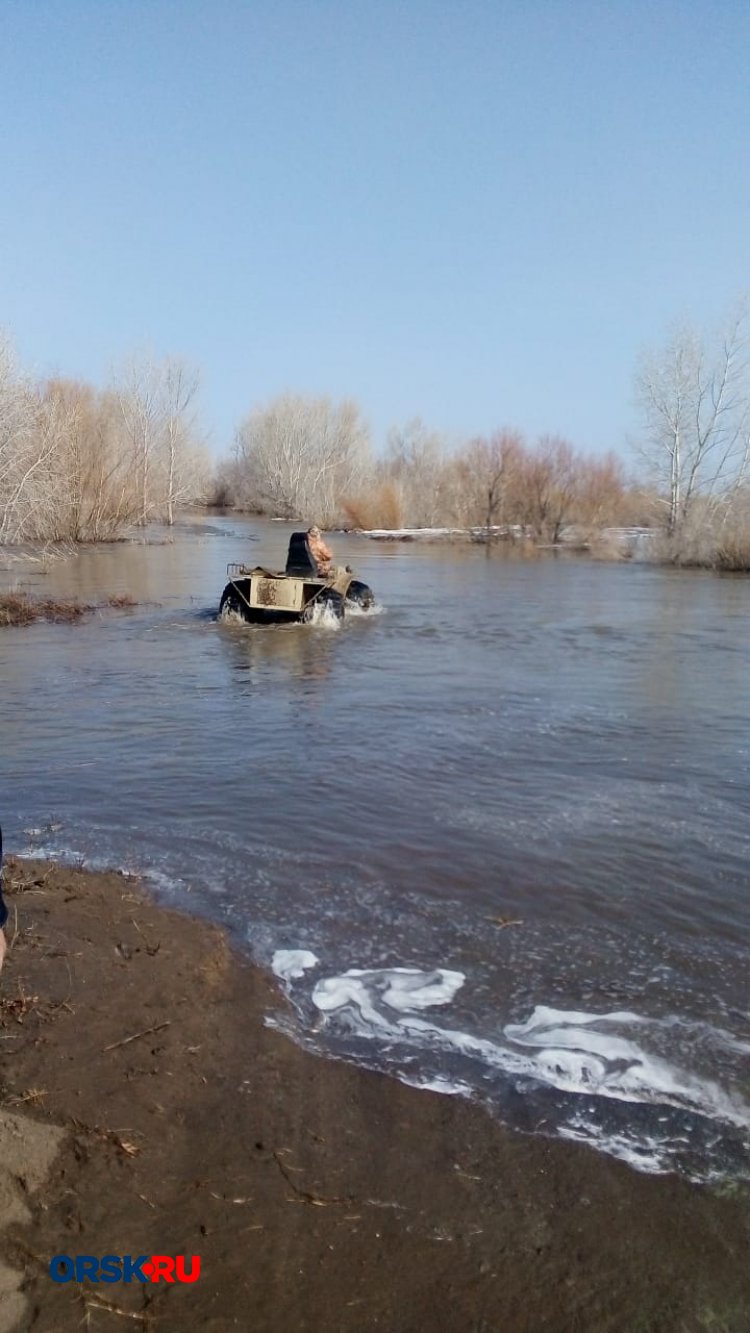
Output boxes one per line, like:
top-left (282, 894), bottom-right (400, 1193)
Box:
top-left (712, 533), bottom-right (750, 572)
top-left (341, 482), bottom-right (404, 531)
top-left (105, 593), bottom-right (137, 608)
top-left (0, 982), bottom-right (40, 1024)
top-left (0, 591), bottom-right (138, 626)
top-left (586, 530), bottom-right (632, 561)
top-left (648, 521), bottom-right (750, 572)
top-left (0, 592), bottom-right (91, 625)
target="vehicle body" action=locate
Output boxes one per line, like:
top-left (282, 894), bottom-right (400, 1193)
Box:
top-left (219, 531), bottom-right (374, 626)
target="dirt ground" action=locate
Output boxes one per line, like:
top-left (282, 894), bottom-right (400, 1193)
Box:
top-left (0, 858), bottom-right (748, 1333)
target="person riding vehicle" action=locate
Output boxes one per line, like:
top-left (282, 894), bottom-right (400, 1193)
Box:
top-left (307, 525), bottom-right (333, 576)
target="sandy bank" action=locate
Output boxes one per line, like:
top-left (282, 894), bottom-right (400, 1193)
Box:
top-left (0, 858), bottom-right (748, 1332)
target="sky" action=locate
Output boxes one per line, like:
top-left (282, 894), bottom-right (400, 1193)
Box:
top-left (1, 0), bottom-right (749, 460)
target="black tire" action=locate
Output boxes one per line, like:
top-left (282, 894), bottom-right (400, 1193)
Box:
top-left (219, 584), bottom-right (248, 620)
top-left (346, 580), bottom-right (374, 609)
top-left (323, 589), bottom-right (345, 619)
top-left (303, 588), bottom-right (345, 622)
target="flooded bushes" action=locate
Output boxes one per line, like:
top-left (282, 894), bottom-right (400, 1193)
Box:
top-left (0, 594), bottom-right (91, 625)
top-left (645, 506), bottom-right (750, 572)
top-left (0, 338), bottom-right (209, 545)
top-left (713, 534), bottom-right (750, 571)
top-left (338, 430), bottom-right (637, 538)
top-left (0, 592), bottom-right (138, 626)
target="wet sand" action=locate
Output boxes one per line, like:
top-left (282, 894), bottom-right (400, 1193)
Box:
top-left (0, 857), bottom-right (748, 1332)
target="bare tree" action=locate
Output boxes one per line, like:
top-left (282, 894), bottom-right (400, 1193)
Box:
top-left (0, 336), bottom-right (207, 544)
top-left (233, 393), bottom-right (371, 524)
top-left (160, 358), bottom-right (204, 524)
top-left (450, 430), bottom-right (524, 536)
top-left (0, 334), bottom-right (58, 544)
top-left (516, 435), bottom-right (579, 543)
top-left (114, 352), bottom-right (207, 527)
top-left (115, 353), bottom-right (165, 527)
top-left (384, 418), bottom-right (447, 526)
top-left (635, 304), bottom-right (750, 533)
top-left (573, 451), bottom-right (629, 530)
top-left (34, 381), bottom-right (142, 540)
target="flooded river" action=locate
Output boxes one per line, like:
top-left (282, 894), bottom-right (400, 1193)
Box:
top-left (2, 516), bottom-right (749, 1181)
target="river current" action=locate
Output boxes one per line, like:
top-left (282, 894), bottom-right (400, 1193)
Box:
top-left (2, 516), bottom-right (749, 1181)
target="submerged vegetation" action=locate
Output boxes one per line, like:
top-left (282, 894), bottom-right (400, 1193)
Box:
top-left (0, 337), bottom-right (209, 545)
top-left (0, 592), bottom-right (137, 627)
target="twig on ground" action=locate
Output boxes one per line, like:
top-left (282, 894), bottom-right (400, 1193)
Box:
top-left (80, 1291), bottom-right (153, 1325)
top-left (272, 1150), bottom-right (351, 1207)
top-left (103, 1021), bottom-right (170, 1053)
top-left (130, 918), bottom-right (161, 956)
top-left (9, 903), bottom-right (18, 952)
top-left (4, 1087), bottom-right (49, 1106)
top-left (0, 983), bottom-right (39, 1022)
top-left (68, 1117), bottom-right (143, 1158)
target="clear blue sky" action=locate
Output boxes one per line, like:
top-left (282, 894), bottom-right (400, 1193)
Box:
top-left (1, 0), bottom-right (748, 459)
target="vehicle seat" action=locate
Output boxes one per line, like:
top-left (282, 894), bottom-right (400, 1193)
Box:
top-left (286, 532), bottom-right (319, 576)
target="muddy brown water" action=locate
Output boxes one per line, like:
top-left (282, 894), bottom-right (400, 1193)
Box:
top-left (2, 516), bottom-right (749, 1181)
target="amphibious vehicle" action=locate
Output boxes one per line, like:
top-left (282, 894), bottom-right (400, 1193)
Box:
top-left (219, 531), bottom-right (374, 626)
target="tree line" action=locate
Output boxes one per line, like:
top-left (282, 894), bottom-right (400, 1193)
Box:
top-left (216, 299), bottom-right (750, 565)
top-left (214, 395), bottom-right (639, 540)
top-left (0, 338), bottom-right (208, 544)
top-left (4, 299), bottom-right (750, 563)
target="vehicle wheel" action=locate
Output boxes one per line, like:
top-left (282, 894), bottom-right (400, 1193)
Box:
top-left (304, 589), bottom-right (345, 622)
top-left (345, 580), bottom-right (374, 609)
top-left (319, 589), bottom-right (345, 619)
top-left (219, 584), bottom-right (248, 620)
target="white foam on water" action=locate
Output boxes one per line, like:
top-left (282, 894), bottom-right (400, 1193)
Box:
top-left (18, 843), bottom-right (78, 862)
top-left (399, 1074), bottom-right (473, 1097)
top-left (502, 1006), bottom-right (750, 1128)
top-left (661, 1016), bottom-right (750, 1058)
top-left (344, 600), bottom-right (386, 618)
top-left (302, 965), bottom-right (750, 1134)
top-left (144, 867), bottom-right (191, 897)
top-left (557, 1120), bottom-right (671, 1175)
top-left (271, 953), bottom-right (750, 1177)
top-left (272, 949), bottom-right (320, 982)
top-left (312, 966), bottom-right (464, 1020)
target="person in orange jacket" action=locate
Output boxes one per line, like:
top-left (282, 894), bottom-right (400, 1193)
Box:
top-left (307, 525), bottom-right (333, 576)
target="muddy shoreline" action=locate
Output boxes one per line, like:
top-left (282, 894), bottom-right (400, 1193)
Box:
top-left (0, 857), bottom-right (748, 1332)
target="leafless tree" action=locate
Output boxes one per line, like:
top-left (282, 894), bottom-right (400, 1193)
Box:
top-left (233, 392), bottom-right (371, 524)
top-left (160, 358), bottom-right (204, 525)
top-left (114, 352), bottom-right (207, 527)
top-left (0, 336), bottom-right (207, 544)
top-left (635, 304), bottom-right (750, 533)
top-left (0, 335), bottom-right (57, 543)
top-left (515, 435), bottom-right (579, 543)
top-left (449, 430), bottom-right (525, 536)
top-left (115, 353), bottom-right (165, 527)
top-left (384, 418), bottom-right (448, 526)
top-left (34, 381), bottom-right (142, 540)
